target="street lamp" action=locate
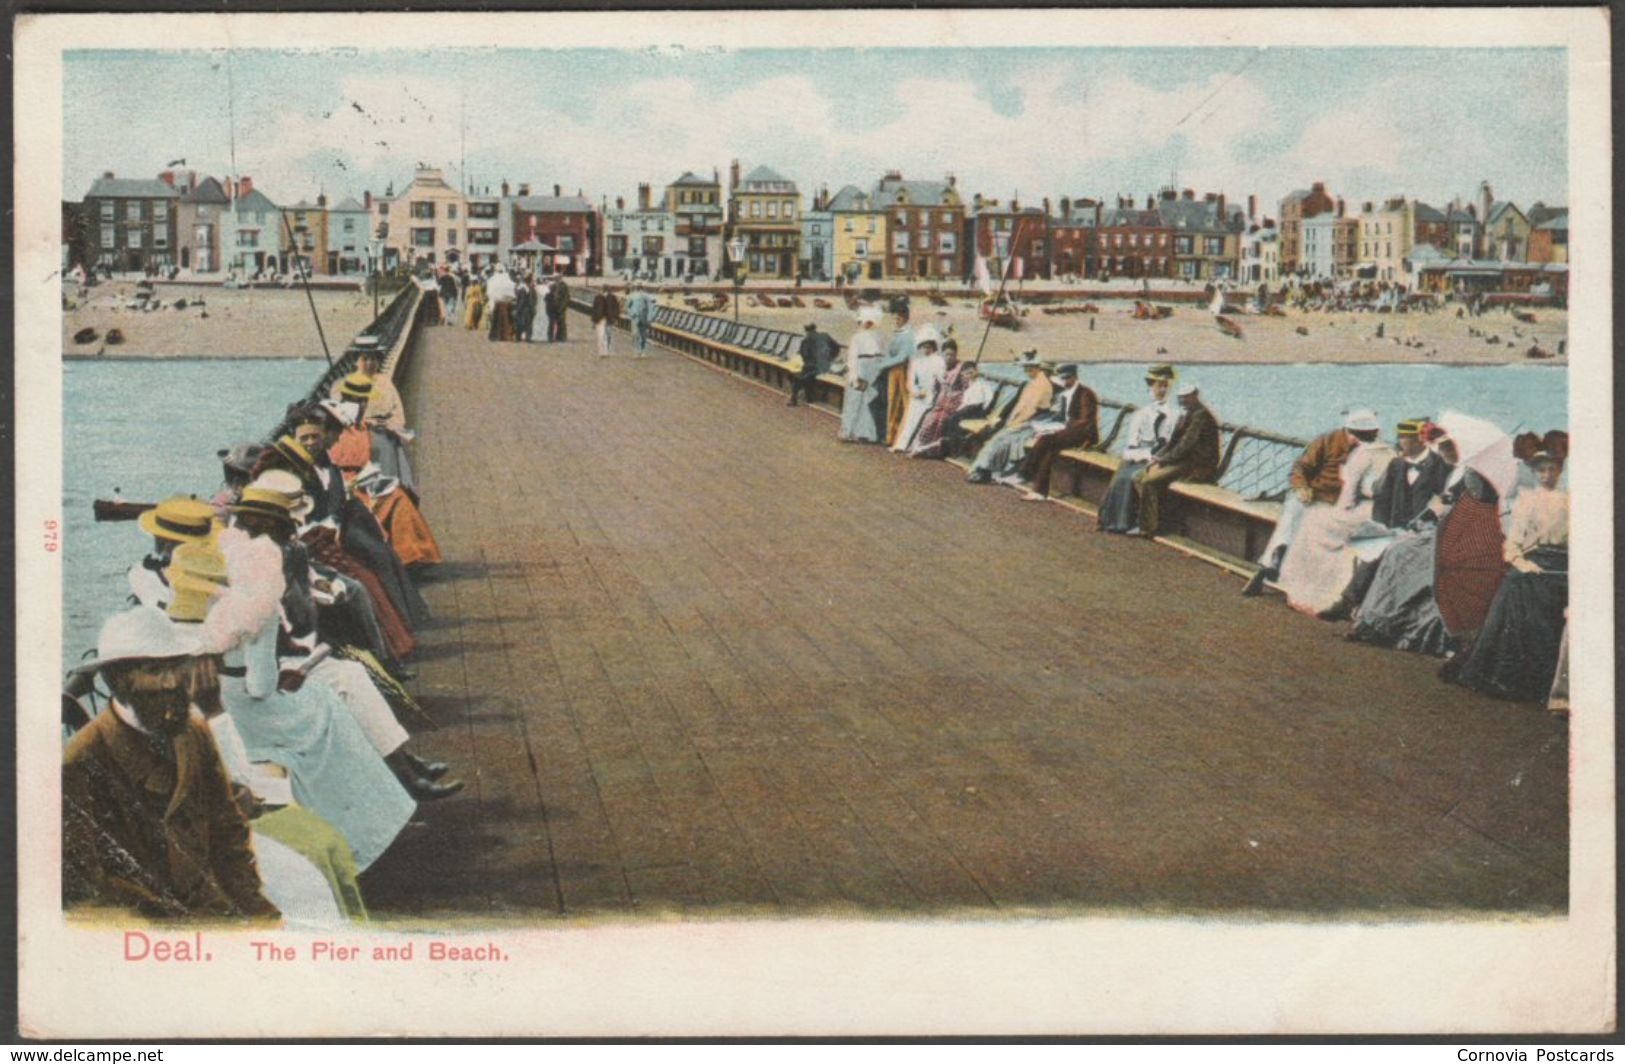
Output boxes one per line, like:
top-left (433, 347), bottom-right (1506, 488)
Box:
top-left (728, 236), bottom-right (747, 322)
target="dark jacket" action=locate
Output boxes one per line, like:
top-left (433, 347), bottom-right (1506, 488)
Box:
top-left (1044, 382), bottom-right (1101, 449)
top-left (1372, 450), bottom-right (1453, 528)
top-left (62, 709), bottom-right (277, 919)
top-left (1291, 428), bottom-right (1357, 504)
top-left (798, 331), bottom-right (840, 378)
top-left (1154, 402), bottom-right (1221, 482)
top-left (590, 291), bottom-right (618, 324)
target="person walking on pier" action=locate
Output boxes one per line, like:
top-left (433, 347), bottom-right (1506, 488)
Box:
top-left (627, 284), bottom-right (658, 358)
top-left (1097, 365), bottom-right (1178, 533)
top-left (437, 268), bottom-right (458, 326)
top-left (547, 276), bottom-right (571, 342)
top-left (1128, 382), bottom-right (1220, 537)
top-left (838, 305), bottom-right (886, 443)
top-left (790, 321), bottom-right (839, 407)
top-left (591, 287), bottom-right (620, 356)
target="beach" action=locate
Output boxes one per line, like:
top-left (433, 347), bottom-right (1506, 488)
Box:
top-left (61, 281), bottom-right (379, 359)
top-left (665, 290), bottom-right (1568, 366)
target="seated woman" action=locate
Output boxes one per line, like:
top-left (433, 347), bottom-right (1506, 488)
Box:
top-left (327, 377), bottom-right (441, 569)
top-left (331, 353), bottom-right (417, 497)
top-left (1348, 430), bottom-right (1476, 655)
top-left (1278, 433), bottom-right (1395, 618)
top-left (1450, 450), bottom-right (1569, 701)
top-left (907, 339), bottom-right (969, 458)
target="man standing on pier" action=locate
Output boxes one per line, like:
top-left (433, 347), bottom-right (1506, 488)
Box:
top-left (591, 288), bottom-right (620, 357)
top-left (626, 284), bottom-right (658, 358)
top-left (546, 275), bottom-right (570, 342)
top-left (790, 322), bottom-right (838, 407)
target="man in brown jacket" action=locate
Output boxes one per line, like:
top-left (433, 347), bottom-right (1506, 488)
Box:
top-left (1243, 409), bottom-right (1380, 595)
top-left (62, 605), bottom-right (278, 920)
top-left (1131, 382), bottom-right (1220, 536)
top-left (1019, 363), bottom-right (1100, 500)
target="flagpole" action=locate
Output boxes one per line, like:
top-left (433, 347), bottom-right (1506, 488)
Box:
top-left (971, 217), bottom-right (1025, 366)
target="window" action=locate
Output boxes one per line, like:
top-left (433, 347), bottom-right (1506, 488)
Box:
top-left (448, 205), bottom-right (459, 220)
top-left (749, 202), bottom-right (761, 219)
top-left (938, 232), bottom-right (956, 253)
top-left (809, 224), bottom-right (821, 236)
top-left (1204, 237), bottom-right (1224, 255)
top-left (411, 228), bottom-right (435, 248)
top-left (612, 218), bottom-right (623, 232)
top-left (238, 231), bottom-right (258, 248)
top-left (411, 202), bottom-right (435, 220)
top-left (154, 228), bottom-right (168, 248)
top-left (688, 237), bottom-right (707, 257)
top-left (446, 230), bottom-right (458, 246)
top-left (854, 239), bottom-right (868, 257)
top-left (126, 202), bottom-right (141, 221)
top-left (895, 210), bottom-right (907, 224)
top-left (378, 202), bottom-right (389, 216)
top-left (559, 236), bottom-right (575, 252)
top-left (844, 218), bottom-right (853, 233)
top-left (100, 225), bottom-right (115, 248)
top-left (767, 202), bottom-right (778, 220)
top-left (783, 202), bottom-right (794, 220)
top-left (1175, 236), bottom-right (1194, 254)
top-left (608, 236), bottom-right (627, 256)
top-left (866, 219), bottom-right (876, 234)
top-left (893, 232), bottom-right (909, 252)
top-left (894, 255), bottom-right (906, 270)
top-left (99, 202), bottom-right (114, 220)
top-left (941, 211), bottom-right (953, 225)
top-left (1129, 234), bottom-right (1139, 248)
top-left (343, 219), bottom-right (355, 233)
top-left (1113, 234), bottom-right (1123, 248)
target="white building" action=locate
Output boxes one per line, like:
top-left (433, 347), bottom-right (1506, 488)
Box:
top-left (1241, 225), bottom-right (1280, 285)
top-left (1300, 214), bottom-right (1339, 281)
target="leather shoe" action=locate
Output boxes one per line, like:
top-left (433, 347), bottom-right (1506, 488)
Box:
top-left (404, 750), bottom-right (450, 780)
top-left (406, 774), bottom-right (465, 801)
top-left (1242, 567), bottom-right (1276, 596)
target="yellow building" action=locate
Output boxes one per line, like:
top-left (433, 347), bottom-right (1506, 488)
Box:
top-left (727, 162), bottom-right (801, 279)
top-left (371, 165), bottom-right (467, 269)
top-left (280, 196), bottom-right (330, 275)
top-left (827, 185), bottom-right (886, 283)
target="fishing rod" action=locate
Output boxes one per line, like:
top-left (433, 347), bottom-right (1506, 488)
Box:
top-left (281, 208), bottom-right (335, 367)
top-left (971, 217), bottom-right (1027, 366)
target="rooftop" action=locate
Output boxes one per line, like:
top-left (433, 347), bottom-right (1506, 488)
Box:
top-left (512, 195), bottom-right (595, 213)
top-left (870, 177), bottom-right (957, 208)
top-left (86, 176), bottom-right (180, 199)
top-left (180, 176), bottom-right (230, 205)
top-left (741, 164), bottom-right (797, 190)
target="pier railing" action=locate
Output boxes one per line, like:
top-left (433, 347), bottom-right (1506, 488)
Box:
top-left (571, 287), bottom-right (1307, 572)
top-left (271, 283), bottom-right (424, 440)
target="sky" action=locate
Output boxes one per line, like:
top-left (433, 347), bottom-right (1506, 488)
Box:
top-left (63, 47), bottom-right (1568, 215)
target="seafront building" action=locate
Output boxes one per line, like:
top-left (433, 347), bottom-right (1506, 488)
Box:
top-left (1356, 197), bottom-right (1414, 282)
top-left (871, 171), bottom-right (965, 281)
top-left (280, 196), bottom-right (329, 276)
top-left (176, 175), bottom-right (230, 274)
top-left (326, 196), bottom-right (370, 275)
top-left (509, 187), bottom-right (600, 276)
top-left (828, 185), bottom-right (885, 283)
top-left (728, 161), bottom-right (802, 279)
top-left (1155, 188), bottom-right (1244, 282)
top-left (1277, 181), bottom-right (1335, 275)
top-left (222, 179), bottom-right (280, 275)
top-left (372, 166), bottom-right (466, 270)
top-left (80, 170), bottom-right (181, 273)
top-left (1047, 197), bottom-right (1101, 279)
top-left (1096, 199), bottom-right (1173, 280)
top-left (664, 170), bottom-right (726, 280)
top-left (964, 194), bottom-right (1049, 282)
top-left (799, 192), bottom-right (834, 282)
top-left (605, 183), bottom-right (678, 279)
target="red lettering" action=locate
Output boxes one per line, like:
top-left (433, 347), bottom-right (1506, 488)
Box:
top-left (124, 931), bottom-right (150, 960)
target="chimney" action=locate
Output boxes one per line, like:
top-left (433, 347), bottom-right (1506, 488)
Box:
top-left (973, 192), bottom-right (984, 210)
top-left (553, 184), bottom-right (561, 198)
top-left (883, 170), bottom-right (902, 184)
top-left (637, 183), bottom-right (651, 210)
top-left (1247, 194), bottom-right (1256, 220)
top-left (103, 170), bottom-right (115, 180)
top-left (1336, 197), bottom-right (1345, 218)
top-left (238, 176), bottom-right (253, 197)
top-left (1362, 201), bottom-right (1374, 214)
top-left (518, 183), bottom-right (530, 197)
top-left (317, 192), bottom-right (327, 208)
top-left (501, 179), bottom-right (510, 197)
top-left (1183, 189), bottom-right (1195, 201)
top-left (1042, 197), bottom-right (1052, 216)
top-left (1311, 181), bottom-right (1326, 194)
top-left (1217, 194), bottom-right (1226, 219)
top-left (364, 190), bottom-right (373, 210)
top-left (712, 166), bottom-right (719, 184)
top-left (616, 196), bottom-right (625, 211)
top-left (1204, 192), bottom-right (1216, 203)
top-left (1059, 196), bottom-right (1071, 218)
top-left (946, 173), bottom-right (957, 189)
top-left (159, 171), bottom-right (175, 188)
top-left (730, 159), bottom-right (741, 190)
top-left (1146, 195), bottom-right (1155, 210)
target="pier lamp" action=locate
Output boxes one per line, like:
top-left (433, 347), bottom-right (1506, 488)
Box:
top-left (728, 237), bottom-right (747, 322)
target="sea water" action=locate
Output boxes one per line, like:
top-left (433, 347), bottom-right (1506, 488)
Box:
top-left (62, 358), bottom-right (324, 664)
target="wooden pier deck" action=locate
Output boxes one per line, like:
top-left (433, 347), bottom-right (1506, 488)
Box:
top-left (361, 312), bottom-right (1568, 921)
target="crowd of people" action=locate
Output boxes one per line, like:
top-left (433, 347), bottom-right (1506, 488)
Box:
top-left (62, 346), bottom-right (458, 927)
top-left (825, 294), bottom-right (1570, 708)
top-left (419, 260), bottom-right (661, 359)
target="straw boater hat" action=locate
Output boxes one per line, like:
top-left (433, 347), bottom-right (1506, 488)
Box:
top-left (1145, 364), bottom-right (1176, 383)
top-left (166, 540), bottom-right (230, 623)
top-left (79, 604), bottom-right (202, 673)
top-left (1015, 350), bottom-right (1042, 369)
top-left (1052, 363), bottom-right (1079, 380)
top-left (251, 469), bottom-right (313, 521)
top-left (338, 373), bottom-right (374, 402)
top-left (269, 434), bottom-right (317, 477)
top-left (228, 481), bottom-right (300, 526)
top-left (1177, 381), bottom-right (1200, 397)
top-left (1395, 418), bottom-right (1428, 438)
top-left (138, 495), bottom-right (216, 544)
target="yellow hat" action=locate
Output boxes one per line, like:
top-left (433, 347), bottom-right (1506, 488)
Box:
top-left (269, 434), bottom-right (316, 476)
top-left (227, 485), bottom-right (298, 525)
top-left (137, 495), bottom-right (217, 544)
top-left (338, 372), bottom-right (375, 401)
top-left (165, 541), bottom-right (229, 623)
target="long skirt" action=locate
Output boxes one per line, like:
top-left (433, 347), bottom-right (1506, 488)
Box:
top-left (838, 380), bottom-right (884, 443)
top-left (341, 501), bottom-right (431, 625)
top-left (253, 804), bottom-right (368, 923)
top-left (315, 570), bottom-right (405, 668)
top-left (1278, 502), bottom-right (1372, 616)
top-left (223, 675), bottom-right (415, 872)
top-left (1348, 527), bottom-right (1451, 655)
top-left (910, 387), bottom-right (968, 457)
top-left (249, 829), bottom-right (344, 929)
top-left (1097, 460), bottom-right (1150, 531)
top-left (893, 389), bottom-right (935, 452)
top-left (301, 526), bottom-right (416, 660)
top-left (968, 424), bottom-right (1037, 481)
top-left (884, 366), bottom-right (908, 446)
top-left (364, 487), bottom-right (443, 569)
top-left (1453, 548), bottom-right (1568, 701)
top-left (489, 300), bottom-right (516, 341)
top-left (463, 292), bottom-right (485, 330)
top-left (368, 428), bottom-right (418, 499)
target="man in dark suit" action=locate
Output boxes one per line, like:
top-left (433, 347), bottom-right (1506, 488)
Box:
top-left (1371, 417), bottom-right (1451, 528)
top-left (1018, 363), bottom-right (1100, 501)
top-left (789, 322), bottom-right (839, 407)
top-left (546, 276), bottom-right (570, 342)
top-left (1131, 382), bottom-right (1220, 536)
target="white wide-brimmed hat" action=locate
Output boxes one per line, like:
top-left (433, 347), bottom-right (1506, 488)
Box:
top-left (317, 398), bottom-right (356, 428)
top-left (77, 604), bottom-right (203, 673)
top-left (855, 305), bottom-right (881, 326)
top-left (1177, 382), bottom-right (1200, 397)
top-left (914, 325), bottom-right (942, 348)
top-left (1343, 408), bottom-right (1381, 432)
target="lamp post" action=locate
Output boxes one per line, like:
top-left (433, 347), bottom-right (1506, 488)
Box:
top-left (728, 236), bottom-right (747, 322)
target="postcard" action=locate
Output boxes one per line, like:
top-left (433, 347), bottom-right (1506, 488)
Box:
top-left (13, 8), bottom-right (1615, 1039)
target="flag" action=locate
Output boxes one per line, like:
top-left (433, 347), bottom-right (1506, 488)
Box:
top-left (166, 158), bottom-right (186, 167)
top-left (973, 255), bottom-right (992, 297)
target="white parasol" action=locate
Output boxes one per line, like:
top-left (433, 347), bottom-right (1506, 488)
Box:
top-left (1434, 410), bottom-right (1517, 498)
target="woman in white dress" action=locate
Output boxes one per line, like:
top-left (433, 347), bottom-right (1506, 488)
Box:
top-left (890, 326), bottom-right (946, 453)
top-left (1279, 436), bottom-right (1397, 617)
